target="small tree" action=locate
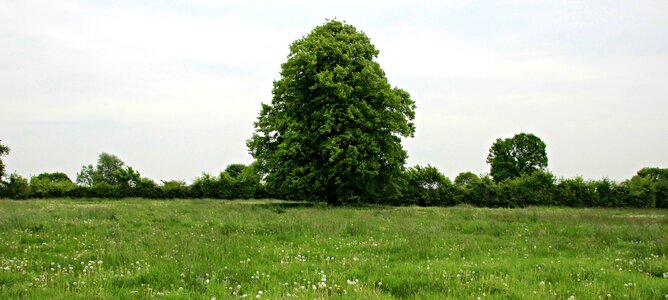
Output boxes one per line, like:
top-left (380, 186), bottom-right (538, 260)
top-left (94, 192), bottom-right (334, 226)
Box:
top-left (454, 171), bottom-right (479, 187)
top-left (76, 153), bottom-right (128, 186)
top-left (500, 170), bottom-right (555, 207)
top-left (403, 165), bottom-right (453, 206)
top-left (6, 173), bottom-right (30, 199)
top-left (487, 133), bottom-right (548, 182)
top-left (459, 175), bottom-right (499, 207)
top-left (30, 172), bottom-right (77, 197)
top-left (621, 175), bottom-right (656, 208)
top-left (628, 167), bottom-right (667, 208)
top-left (247, 20), bottom-right (416, 204)
top-left (224, 164), bottom-right (247, 178)
top-left (160, 180), bottom-right (189, 199)
top-left (33, 172), bottom-right (72, 183)
top-left (114, 166), bottom-right (142, 188)
top-left (555, 176), bottom-right (594, 207)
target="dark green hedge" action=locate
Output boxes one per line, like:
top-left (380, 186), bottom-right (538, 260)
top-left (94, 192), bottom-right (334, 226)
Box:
top-left (1, 167), bottom-right (666, 208)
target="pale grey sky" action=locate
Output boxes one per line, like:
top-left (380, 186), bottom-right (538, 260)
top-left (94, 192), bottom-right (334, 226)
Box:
top-left (1, 0), bottom-right (666, 182)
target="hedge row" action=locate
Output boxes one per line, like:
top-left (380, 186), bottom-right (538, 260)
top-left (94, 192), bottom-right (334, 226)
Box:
top-left (0, 172), bottom-right (265, 200)
top-left (399, 167), bottom-right (667, 208)
top-left (1, 167), bottom-right (666, 208)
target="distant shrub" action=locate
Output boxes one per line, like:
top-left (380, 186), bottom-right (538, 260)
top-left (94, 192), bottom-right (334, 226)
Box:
top-left (621, 176), bottom-right (656, 208)
top-left (656, 180), bottom-right (668, 208)
top-left (190, 173), bottom-right (218, 198)
top-left (402, 165), bottom-right (454, 206)
top-left (454, 172), bottom-right (478, 187)
top-left (190, 164), bottom-right (263, 200)
top-left (633, 167), bottom-right (668, 208)
top-left (554, 177), bottom-right (595, 207)
top-left (6, 173), bottom-right (30, 199)
top-left (233, 164), bottom-right (264, 199)
top-left (160, 180), bottom-right (190, 199)
top-left (500, 170), bottom-right (556, 207)
top-left (223, 164), bottom-right (247, 178)
top-left (458, 175), bottom-right (500, 207)
top-left (30, 173), bottom-right (77, 197)
top-left (589, 178), bottom-right (623, 207)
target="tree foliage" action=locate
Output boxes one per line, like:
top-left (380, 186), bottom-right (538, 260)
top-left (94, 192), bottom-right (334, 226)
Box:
top-left (454, 171), bottom-right (479, 187)
top-left (247, 20), bottom-right (416, 204)
top-left (34, 172), bottom-right (72, 183)
top-left (487, 133), bottom-right (548, 182)
top-left (189, 164), bottom-right (263, 199)
top-left (625, 167), bottom-right (668, 208)
top-left (0, 140), bottom-right (10, 181)
top-left (75, 153), bottom-right (140, 187)
top-left (30, 173), bottom-right (77, 198)
top-left (224, 164), bottom-right (247, 178)
top-left (6, 173), bottom-right (30, 199)
top-left (114, 166), bottom-right (142, 188)
top-left (403, 165), bottom-right (454, 206)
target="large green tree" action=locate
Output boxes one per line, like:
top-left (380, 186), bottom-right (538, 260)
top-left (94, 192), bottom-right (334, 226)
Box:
top-left (486, 133), bottom-right (548, 182)
top-left (0, 140), bottom-right (10, 181)
top-left (247, 20), bottom-right (416, 204)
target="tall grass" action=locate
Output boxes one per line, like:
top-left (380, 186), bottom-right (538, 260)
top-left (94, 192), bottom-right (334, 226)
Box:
top-left (0, 199), bottom-right (666, 299)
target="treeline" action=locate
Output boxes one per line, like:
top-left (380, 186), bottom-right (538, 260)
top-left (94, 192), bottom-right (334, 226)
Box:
top-left (0, 153), bottom-right (665, 208)
top-left (400, 166), bottom-right (667, 208)
top-left (0, 153), bottom-right (266, 200)
top-left (0, 171), bottom-right (265, 200)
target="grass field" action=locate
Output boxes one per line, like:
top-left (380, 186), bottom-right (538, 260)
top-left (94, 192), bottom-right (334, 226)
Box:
top-left (0, 199), bottom-right (666, 299)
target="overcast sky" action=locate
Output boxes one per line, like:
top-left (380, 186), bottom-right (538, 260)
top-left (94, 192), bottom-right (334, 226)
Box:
top-left (1, 0), bottom-right (667, 183)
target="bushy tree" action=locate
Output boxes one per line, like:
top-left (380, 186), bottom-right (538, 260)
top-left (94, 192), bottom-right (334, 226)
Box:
top-left (248, 20), bottom-right (416, 204)
top-left (500, 170), bottom-right (555, 207)
top-left (30, 172), bottom-right (77, 197)
top-left (76, 153), bottom-right (135, 187)
top-left (75, 165), bottom-right (97, 187)
top-left (403, 165), bottom-right (454, 206)
top-left (224, 164), bottom-right (247, 178)
top-left (190, 164), bottom-right (263, 199)
top-left (160, 180), bottom-right (189, 199)
top-left (634, 167), bottom-right (668, 208)
top-left (458, 175), bottom-right (499, 207)
top-left (0, 140), bottom-right (10, 181)
top-left (487, 133), bottom-right (548, 182)
top-left (621, 175), bottom-right (656, 208)
top-left (554, 176), bottom-right (594, 207)
top-left (454, 171), bottom-right (479, 187)
top-left (232, 163), bottom-right (264, 199)
top-left (114, 166), bottom-right (141, 188)
top-left (33, 172), bottom-right (72, 183)
top-left (6, 173), bottom-right (30, 199)
top-left (619, 167), bottom-right (667, 208)
top-left (636, 167), bottom-right (668, 181)
top-left (190, 173), bottom-right (218, 198)
top-left (589, 178), bottom-right (623, 207)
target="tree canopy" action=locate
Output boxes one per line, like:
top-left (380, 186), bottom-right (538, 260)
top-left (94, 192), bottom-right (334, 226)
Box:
top-left (34, 172), bottom-right (72, 183)
top-left (403, 165), bottom-right (453, 206)
top-left (486, 133), bottom-right (548, 182)
top-left (247, 20), bottom-right (416, 204)
top-left (76, 153), bottom-right (140, 187)
top-left (454, 171), bottom-right (479, 187)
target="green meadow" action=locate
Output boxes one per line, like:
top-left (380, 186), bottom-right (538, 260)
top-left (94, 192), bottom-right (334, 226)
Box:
top-left (0, 199), bottom-right (666, 299)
